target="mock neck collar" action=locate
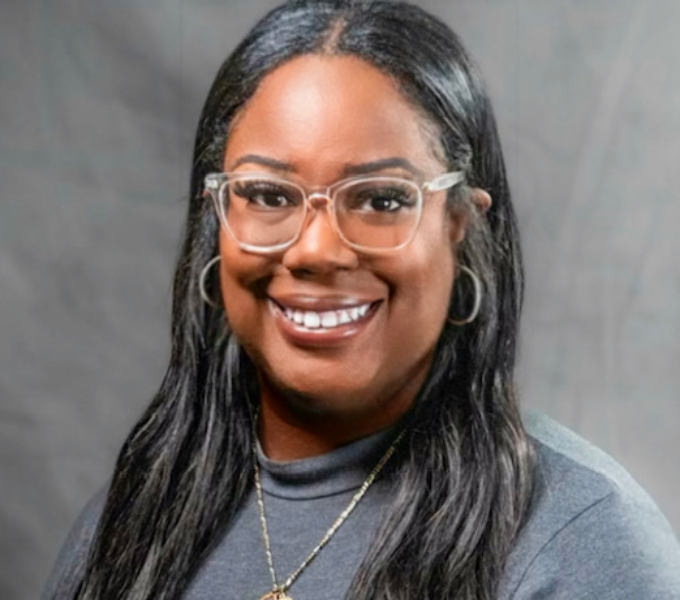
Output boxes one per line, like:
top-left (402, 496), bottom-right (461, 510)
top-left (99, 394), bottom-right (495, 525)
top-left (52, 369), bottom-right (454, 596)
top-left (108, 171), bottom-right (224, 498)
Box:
top-left (256, 426), bottom-right (398, 500)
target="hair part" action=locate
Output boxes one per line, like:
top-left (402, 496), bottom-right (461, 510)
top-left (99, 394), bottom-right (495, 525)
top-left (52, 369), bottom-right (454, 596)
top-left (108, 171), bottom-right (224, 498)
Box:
top-left (68, 2), bottom-right (535, 600)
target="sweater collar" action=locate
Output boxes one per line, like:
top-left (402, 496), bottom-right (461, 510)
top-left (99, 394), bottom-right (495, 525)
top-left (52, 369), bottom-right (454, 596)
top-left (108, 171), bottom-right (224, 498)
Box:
top-left (256, 426), bottom-right (397, 500)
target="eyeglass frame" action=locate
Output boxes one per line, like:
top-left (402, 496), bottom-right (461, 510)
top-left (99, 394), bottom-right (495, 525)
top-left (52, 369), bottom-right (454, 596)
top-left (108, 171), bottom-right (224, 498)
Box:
top-left (203, 170), bottom-right (465, 254)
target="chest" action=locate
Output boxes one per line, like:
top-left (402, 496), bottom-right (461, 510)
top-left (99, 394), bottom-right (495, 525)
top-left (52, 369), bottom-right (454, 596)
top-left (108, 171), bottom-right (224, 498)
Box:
top-left (183, 486), bottom-right (390, 600)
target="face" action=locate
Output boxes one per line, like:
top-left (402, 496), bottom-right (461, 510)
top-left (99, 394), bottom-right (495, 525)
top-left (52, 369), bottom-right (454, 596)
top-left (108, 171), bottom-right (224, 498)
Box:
top-left (218, 55), bottom-right (467, 442)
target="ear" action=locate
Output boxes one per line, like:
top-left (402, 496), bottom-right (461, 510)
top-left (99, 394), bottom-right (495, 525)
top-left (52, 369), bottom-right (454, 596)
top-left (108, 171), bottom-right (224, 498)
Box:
top-left (448, 188), bottom-right (492, 244)
top-left (471, 188), bottom-right (492, 214)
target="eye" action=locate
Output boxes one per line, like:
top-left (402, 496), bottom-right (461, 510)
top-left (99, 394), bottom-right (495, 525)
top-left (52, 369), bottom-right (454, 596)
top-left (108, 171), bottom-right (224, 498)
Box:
top-left (231, 180), bottom-right (300, 210)
top-left (350, 186), bottom-right (417, 213)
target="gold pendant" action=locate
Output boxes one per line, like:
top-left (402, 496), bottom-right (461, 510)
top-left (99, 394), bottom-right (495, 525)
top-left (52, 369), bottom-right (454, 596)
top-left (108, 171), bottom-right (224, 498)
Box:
top-left (258, 592), bottom-right (293, 600)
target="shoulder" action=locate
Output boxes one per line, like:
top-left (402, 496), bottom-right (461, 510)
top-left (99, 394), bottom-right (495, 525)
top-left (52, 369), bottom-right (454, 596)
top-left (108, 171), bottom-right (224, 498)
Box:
top-left (40, 488), bottom-right (107, 600)
top-left (502, 411), bottom-right (680, 600)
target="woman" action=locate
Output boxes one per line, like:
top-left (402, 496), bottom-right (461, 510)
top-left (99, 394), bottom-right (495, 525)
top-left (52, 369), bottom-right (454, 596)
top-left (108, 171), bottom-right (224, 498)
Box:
top-left (42, 1), bottom-right (680, 599)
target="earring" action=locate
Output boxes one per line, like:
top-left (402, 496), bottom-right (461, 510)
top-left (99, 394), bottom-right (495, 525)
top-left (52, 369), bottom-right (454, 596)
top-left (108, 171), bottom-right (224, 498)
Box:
top-left (448, 265), bottom-right (482, 325)
top-left (199, 255), bottom-right (222, 309)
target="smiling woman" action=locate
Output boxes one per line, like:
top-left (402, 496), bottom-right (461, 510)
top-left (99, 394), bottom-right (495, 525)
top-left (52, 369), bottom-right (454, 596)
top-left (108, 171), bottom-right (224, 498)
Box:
top-left (215, 55), bottom-right (479, 457)
top-left (41, 1), bottom-right (680, 600)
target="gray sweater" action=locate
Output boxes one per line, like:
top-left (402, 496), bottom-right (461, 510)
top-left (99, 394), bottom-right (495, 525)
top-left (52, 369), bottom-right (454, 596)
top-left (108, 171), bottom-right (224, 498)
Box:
top-left (42, 412), bottom-right (680, 599)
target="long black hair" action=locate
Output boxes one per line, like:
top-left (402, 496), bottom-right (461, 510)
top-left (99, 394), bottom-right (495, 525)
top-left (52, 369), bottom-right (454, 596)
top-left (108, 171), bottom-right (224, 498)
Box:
top-left (71, 2), bottom-right (535, 599)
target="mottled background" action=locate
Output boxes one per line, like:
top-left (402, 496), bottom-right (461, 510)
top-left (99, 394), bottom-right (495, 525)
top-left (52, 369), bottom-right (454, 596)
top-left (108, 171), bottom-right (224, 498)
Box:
top-left (1, 1), bottom-right (678, 599)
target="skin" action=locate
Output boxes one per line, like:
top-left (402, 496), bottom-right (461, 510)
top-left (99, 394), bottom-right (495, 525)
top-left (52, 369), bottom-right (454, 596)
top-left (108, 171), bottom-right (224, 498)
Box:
top-left (217, 55), bottom-right (490, 460)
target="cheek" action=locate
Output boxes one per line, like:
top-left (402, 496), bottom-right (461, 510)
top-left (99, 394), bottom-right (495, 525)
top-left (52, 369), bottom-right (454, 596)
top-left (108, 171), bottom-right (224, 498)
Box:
top-left (387, 219), bottom-right (456, 331)
top-left (217, 231), bottom-right (270, 324)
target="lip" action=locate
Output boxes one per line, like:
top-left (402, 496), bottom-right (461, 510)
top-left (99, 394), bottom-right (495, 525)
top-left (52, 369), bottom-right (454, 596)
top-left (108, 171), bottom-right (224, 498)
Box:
top-left (267, 296), bottom-right (381, 347)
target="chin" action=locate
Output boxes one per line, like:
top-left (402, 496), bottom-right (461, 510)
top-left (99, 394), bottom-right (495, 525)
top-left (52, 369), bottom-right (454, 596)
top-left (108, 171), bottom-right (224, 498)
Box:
top-left (269, 378), bottom-right (372, 416)
top-left (261, 366), bottom-right (414, 430)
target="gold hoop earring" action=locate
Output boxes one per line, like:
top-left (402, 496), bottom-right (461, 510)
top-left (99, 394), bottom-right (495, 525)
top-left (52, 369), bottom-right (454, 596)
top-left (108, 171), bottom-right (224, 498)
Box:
top-left (199, 255), bottom-right (222, 309)
top-left (448, 265), bottom-right (481, 325)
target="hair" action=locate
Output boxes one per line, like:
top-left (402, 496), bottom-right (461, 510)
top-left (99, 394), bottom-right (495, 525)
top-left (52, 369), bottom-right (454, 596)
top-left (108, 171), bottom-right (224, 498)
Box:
top-left (70, 2), bottom-right (535, 599)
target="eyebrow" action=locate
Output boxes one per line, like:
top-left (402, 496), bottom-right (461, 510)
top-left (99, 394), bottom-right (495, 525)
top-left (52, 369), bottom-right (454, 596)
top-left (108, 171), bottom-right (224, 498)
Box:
top-left (228, 155), bottom-right (423, 177)
top-left (343, 158), bottom-right (423, 177)
top-left (229, 154), bottom-right (294, 172)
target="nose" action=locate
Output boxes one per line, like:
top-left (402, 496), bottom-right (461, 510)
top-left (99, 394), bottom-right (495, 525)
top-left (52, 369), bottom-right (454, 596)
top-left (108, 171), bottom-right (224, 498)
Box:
top-left (281, 195), bottom-right (359, 274)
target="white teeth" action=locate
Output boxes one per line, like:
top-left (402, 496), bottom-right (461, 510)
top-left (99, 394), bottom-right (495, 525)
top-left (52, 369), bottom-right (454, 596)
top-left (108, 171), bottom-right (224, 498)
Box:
top-left (303, 312), bottom-right (321, 328)
top-left (321, 311), bottom-right (338, 328)
top-left (275, 302), bottom-right (373, 330)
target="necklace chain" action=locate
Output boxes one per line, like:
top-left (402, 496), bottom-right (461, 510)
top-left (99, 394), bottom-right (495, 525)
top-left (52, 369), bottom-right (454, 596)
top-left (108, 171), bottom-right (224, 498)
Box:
top-left (253, 428), bottom-right (405, 599)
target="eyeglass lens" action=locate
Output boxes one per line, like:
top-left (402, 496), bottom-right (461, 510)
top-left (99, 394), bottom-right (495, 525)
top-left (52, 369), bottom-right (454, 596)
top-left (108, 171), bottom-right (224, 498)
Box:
top-left (220, 176), bottom-right (421, 250)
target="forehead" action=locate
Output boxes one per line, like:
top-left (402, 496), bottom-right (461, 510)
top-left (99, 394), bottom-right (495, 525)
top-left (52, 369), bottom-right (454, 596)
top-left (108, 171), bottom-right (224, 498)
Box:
top-left (224, 55), bottom-right (442, 178)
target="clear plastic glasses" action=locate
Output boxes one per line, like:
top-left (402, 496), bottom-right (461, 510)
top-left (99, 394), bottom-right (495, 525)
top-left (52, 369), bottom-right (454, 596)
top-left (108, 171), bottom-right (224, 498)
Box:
top-left (204, 170), bottom-right (464, 254)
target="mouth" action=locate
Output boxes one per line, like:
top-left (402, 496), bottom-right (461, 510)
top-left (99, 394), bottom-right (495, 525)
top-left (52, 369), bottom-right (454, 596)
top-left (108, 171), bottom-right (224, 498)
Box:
top-left (267, 297), bottom-right (380, 343)
top-left (272, 300), bottom-right (373, 329)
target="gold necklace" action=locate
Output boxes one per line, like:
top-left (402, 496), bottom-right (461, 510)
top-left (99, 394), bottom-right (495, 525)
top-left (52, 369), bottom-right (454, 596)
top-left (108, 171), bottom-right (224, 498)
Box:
top-left (253, 428), bottom-right (405, 600)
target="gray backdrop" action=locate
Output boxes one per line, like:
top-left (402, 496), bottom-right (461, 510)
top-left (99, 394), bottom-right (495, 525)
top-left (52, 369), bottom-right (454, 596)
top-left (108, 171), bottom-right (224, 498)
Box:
top-left (1, 1), bottom-right (678, 599)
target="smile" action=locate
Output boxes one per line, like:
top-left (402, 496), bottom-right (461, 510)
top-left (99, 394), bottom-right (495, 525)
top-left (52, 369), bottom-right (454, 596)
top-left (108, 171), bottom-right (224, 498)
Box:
top-left (269, 300), bottom-right (373, 331)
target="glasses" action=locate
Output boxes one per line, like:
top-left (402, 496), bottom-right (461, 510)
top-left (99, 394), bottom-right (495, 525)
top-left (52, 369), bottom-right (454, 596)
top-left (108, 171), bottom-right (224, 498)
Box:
top-left (203, 170), bottom-right (464, 254)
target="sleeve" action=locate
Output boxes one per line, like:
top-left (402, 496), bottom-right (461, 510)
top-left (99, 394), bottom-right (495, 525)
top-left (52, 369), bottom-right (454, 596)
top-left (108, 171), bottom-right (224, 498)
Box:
top-left (511, 490), bottom-right (680, 600)
top-left (40, 489), bottom-right (107, 600)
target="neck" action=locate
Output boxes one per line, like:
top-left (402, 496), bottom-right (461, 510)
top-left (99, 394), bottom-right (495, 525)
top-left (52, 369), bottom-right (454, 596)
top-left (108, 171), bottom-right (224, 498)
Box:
top-left (257, 379), bottom-right (422, 461)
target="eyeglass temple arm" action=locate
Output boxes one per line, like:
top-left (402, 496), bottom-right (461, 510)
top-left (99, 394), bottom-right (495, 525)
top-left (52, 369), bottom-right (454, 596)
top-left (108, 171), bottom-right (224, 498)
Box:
top-left (422, 171), bottom-right (464, 192)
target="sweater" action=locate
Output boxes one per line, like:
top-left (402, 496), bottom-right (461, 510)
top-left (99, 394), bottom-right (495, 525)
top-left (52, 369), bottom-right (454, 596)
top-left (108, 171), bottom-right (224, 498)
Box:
top-left (41, 411), bottom-right (680, 599)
